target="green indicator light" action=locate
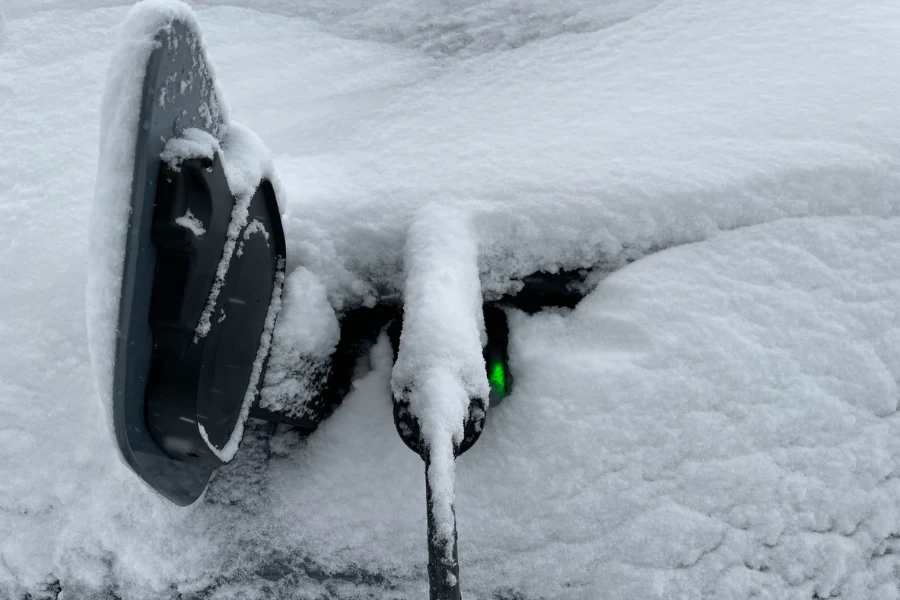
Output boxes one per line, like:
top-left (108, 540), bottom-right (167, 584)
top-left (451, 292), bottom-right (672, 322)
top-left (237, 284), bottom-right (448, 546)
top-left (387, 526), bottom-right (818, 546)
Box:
top-left (488, 361), bottom-right (506, 394)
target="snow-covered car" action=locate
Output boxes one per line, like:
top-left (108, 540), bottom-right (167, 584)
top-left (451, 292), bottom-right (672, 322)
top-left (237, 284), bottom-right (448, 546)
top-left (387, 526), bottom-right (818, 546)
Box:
top-left (3, 1), bottom-right (900, 599)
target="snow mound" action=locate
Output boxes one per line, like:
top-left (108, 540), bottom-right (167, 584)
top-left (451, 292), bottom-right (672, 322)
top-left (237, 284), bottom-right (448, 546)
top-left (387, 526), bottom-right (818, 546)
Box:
top-left (260, 267), bottom-right (340, 418)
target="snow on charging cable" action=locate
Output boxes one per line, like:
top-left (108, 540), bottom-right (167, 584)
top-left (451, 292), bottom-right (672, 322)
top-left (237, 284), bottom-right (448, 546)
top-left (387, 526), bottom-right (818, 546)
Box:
top-left (391, 203), bottom-right (490, 563)
top-left (392, 204), bottom-right (489, 450)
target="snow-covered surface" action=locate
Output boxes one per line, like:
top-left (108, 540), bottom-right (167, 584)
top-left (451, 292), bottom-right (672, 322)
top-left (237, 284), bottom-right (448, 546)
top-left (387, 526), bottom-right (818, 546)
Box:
top-left (4, 0), bottom-right (900, 598)
top-left (392, 204), bottom-right (488, 449)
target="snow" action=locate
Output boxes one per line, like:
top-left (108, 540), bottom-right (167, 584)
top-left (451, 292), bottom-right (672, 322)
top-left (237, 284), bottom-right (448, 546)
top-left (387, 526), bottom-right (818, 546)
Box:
top-left (4, 0), bottom-right (900, 598)
top-left (160, 127), bottom-right (220, 171)
top-left (261, 216), bottom-right (900, 600)
top-left (174, 209), bottom-right (206, 236)
top-left (259, 266), bottom-right (340, 418)
top-left (236, 218), bottom-right (269, 257)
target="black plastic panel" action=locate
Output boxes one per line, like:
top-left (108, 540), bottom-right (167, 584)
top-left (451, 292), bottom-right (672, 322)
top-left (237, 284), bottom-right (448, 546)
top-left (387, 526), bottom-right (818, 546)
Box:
top-left (145, 158), bottom-right (285, 466)
top-left (112, 17), bottom-right (285, 505)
